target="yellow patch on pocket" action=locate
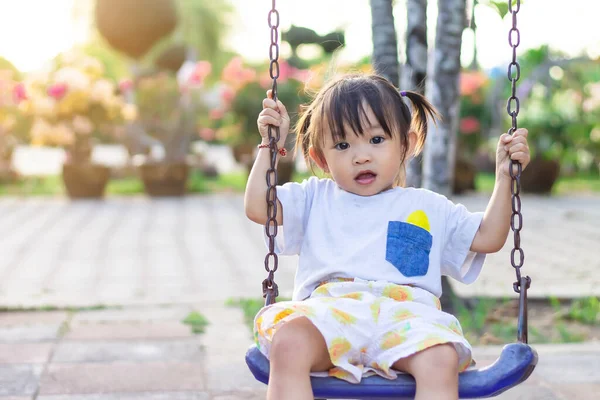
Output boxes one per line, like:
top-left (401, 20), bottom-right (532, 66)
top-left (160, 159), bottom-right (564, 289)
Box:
top-left (329, 337), bottom-right (352, 362)
top-left (273, 309), bottom-right (294, 324)
top-left (383, 285), bottom-right (413, 302)
top-left (331, 308), bottom-right (357, 325)
top-left (380, 331), bottom-right (406, 350)
top-left (406, 210), bottom-right (430, 232)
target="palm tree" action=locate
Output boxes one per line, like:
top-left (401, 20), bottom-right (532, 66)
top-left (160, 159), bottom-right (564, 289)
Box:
top-left (403, 0), bottom-right (429, 188)
top-left (370, 0), bottom-right (400, 87)
top-left (422, 0), bottom-right (467, 197)
top-left (423, 0), bottom-right (467, 314)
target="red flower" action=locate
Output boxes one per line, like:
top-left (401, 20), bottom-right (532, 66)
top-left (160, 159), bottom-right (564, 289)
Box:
top-left (118, 79), bottom-right (134, 93)
top-left (48, 83), bottom-right (68, 99)
top-left (460, 117), bottom-right (480, 135)
top-left (12, 83), bottom-right (27, 103)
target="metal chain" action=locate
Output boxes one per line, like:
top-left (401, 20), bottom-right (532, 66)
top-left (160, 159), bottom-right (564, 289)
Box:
top-left (506, 0), bottom-right (531, 343)
top-left (262, 0), bottom-right (281, 306)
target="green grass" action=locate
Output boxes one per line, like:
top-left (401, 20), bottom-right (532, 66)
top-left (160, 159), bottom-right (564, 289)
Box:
top-left (226, 296), bottom-right (291, 331)
top-left (1, 170), bottom-right (597, 197)
top-left (182, 311), bottom-right (210, 334)
top-left (0, 175), bottom-right (64, 196)
top-left (227, 295), bottom-right (597, 345)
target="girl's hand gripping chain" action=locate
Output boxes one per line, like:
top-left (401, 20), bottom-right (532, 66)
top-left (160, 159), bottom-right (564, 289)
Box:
top-left (496, 128), bottom-right (531, 179)
top-left (257, 89), bottom-right (290, 151)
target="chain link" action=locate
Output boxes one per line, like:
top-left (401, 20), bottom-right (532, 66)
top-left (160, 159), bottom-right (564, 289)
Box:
top-left (507, 0), bottom-right (531, 343)
top-left (262, 0), bottom-right (281, 306)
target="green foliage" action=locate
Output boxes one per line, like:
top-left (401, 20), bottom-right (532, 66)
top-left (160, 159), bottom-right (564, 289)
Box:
top-left (182, 310), bottom-right (209, 334)
top-left (506, 46), bottom-right (600, 174)
top-left (0, 56), bottom-right (21, 80)
top-left (78, 37), bottom-right (132, 82)
top-left (568, 297), bottom-right (600, 325)
top-left (226, 296), bottom-right (291, 332)
top-left (142, 0), bottom-right (234, 77)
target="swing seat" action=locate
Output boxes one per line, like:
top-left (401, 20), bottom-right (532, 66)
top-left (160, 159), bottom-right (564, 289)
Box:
top-left (246, 342), bottom-right (537, 399)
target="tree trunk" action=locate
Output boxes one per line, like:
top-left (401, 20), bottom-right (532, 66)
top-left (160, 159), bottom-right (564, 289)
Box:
top-left (402, 0), bottom-right (429, 188)
top-left (422, 0), bottom-right (466, 197)
top-left (370, 0), bottom-right (400, 87)
top-left (423, 0), bottom-right (467, 314)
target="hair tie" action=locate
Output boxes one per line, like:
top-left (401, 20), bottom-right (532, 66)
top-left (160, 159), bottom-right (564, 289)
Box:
top-left (400, 91), bottom-right (407, 97)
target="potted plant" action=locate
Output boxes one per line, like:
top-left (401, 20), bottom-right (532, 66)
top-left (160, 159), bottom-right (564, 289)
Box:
top-left (125, 61), bottom-right (211, 196)
top-left (22, 53), bottom-right (127, 198)
top-left (0, 70), bottom-right (28, 183)
top-left (517, 57), bottom-right (600, 193)
top-left (210, 57), bottom-right (310, 184)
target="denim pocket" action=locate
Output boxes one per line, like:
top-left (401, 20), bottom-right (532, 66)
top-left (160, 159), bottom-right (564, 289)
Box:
top-left (385, 221), bottom-right (432, 277)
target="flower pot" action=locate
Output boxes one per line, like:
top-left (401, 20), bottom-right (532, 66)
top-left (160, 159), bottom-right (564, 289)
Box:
top-left (520, 157), bottom-right (560, 194)
top-left (452, 158), bottom-right (476, 194)
top-left (62, 163), bottom-right (110, 199)
top-left (139, 162), bottom-right (189, 197)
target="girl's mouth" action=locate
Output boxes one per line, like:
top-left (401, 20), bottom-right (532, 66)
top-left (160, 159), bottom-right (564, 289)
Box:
top-left (355, 171), bottom-right (377, 185)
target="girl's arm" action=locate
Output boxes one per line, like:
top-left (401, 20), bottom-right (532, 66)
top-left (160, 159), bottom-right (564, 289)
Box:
top-left (470, 128), bottom-right (530, 253)
top-left (244, 92), bottom-right (290, 225)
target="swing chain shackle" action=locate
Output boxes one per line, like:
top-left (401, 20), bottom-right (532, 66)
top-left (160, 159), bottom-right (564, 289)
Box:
top-left (262, 0), bottom-right (281, 306)
top-left (506, 0), bottom-right (530, 343)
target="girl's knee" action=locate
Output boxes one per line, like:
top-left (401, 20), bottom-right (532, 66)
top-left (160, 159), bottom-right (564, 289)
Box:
top-left (395, 343), bottom-right (459, 378)
top-left (415, 344), bottom-right (459, 378)
top-left (270, 317), bottom-right (330, 370)
top-left (428, 344), bottom-right (459, 372)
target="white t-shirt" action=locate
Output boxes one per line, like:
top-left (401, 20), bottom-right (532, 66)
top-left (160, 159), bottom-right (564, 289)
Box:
top-left (267, 177), bottom-right (486, 301)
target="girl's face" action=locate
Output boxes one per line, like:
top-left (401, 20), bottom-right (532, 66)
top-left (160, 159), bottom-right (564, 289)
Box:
top-left (310, 105), bottom-right (408, 197)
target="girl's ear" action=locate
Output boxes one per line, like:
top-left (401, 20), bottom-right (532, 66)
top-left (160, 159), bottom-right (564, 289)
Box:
top-left (308, 146), bottom-right (329, 172)
top-left (407, 130), bottom-right (419, 157)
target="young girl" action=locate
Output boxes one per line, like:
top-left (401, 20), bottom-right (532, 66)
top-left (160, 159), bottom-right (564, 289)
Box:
top-left (244, 74), bottom-right (530, 400)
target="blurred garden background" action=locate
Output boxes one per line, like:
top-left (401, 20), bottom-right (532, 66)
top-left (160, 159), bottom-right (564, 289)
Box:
top-left (0, 0), bottom-right (597, 199)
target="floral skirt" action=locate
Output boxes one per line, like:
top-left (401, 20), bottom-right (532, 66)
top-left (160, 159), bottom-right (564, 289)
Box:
top-left (254, 278), bottom-right (473, 383)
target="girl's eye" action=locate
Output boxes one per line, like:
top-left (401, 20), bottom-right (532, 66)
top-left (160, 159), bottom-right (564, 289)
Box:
top-left (335, 142), bottom-right (349, 150)
top-left (370, 136), bottom-right (385, 144)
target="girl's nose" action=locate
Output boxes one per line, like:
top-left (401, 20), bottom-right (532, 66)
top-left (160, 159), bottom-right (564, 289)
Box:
top-left (353, 152), bottom-right (371, 165)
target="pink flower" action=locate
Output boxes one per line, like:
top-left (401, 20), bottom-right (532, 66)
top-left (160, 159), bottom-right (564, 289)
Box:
top-left (460, 71), bottom-right (487, 96)
top-left (220, 85), bottom-right (235, 106)
top-left (48, 83), bottom-right (68, 99)
top-left (221, 57), bottom-right (256, 87)
top-left (12, 83), bottom-right (27, 103)
top-left (118, 79), bottom-right (133, 93)
top-left (460, 117), bottom-right (480, 135)
top-left (189, 61), bottom-right (212, 85)
top-left (209, 108), bottom-right (225, 120)
top-left (198, 127), bottom-right (216, 141)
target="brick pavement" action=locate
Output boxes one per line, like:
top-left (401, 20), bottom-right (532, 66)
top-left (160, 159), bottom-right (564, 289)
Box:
top-left (0, 193), bottom-right (598, 308)
top-left (1, 303), bottom-right (599, 399)
top-left (0, 193), bottom-right (599, 399)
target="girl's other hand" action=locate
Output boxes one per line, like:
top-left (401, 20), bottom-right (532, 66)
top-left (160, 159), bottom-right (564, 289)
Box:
top-left (496, 128), bottom-right (530, 180)
top-left (257, 89), bottom-right (290, 148)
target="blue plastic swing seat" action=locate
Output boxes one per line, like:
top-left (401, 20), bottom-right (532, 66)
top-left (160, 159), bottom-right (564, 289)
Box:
top-left (246, 342), bottom-right (537, 399)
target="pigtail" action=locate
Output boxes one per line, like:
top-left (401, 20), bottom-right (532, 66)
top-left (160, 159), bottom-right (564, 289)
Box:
top-left (294, 104), bottom-right (313, 165)
top-left (400, 91), bottom-right (441, 156)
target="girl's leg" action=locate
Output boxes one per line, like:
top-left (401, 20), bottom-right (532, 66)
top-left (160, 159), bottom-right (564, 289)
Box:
top-left (267, 316), bottom-right (334, 400)
top-left (392, 344), bottom-right (460, 400)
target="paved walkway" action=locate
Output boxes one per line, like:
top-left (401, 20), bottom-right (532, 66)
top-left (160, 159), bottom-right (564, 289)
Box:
top-left (0, 193), bottom-right (598, 308)
top-left (0, 193), bottom-right (599, 399)
top-left (1, 303), bottom-right (599, 399)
